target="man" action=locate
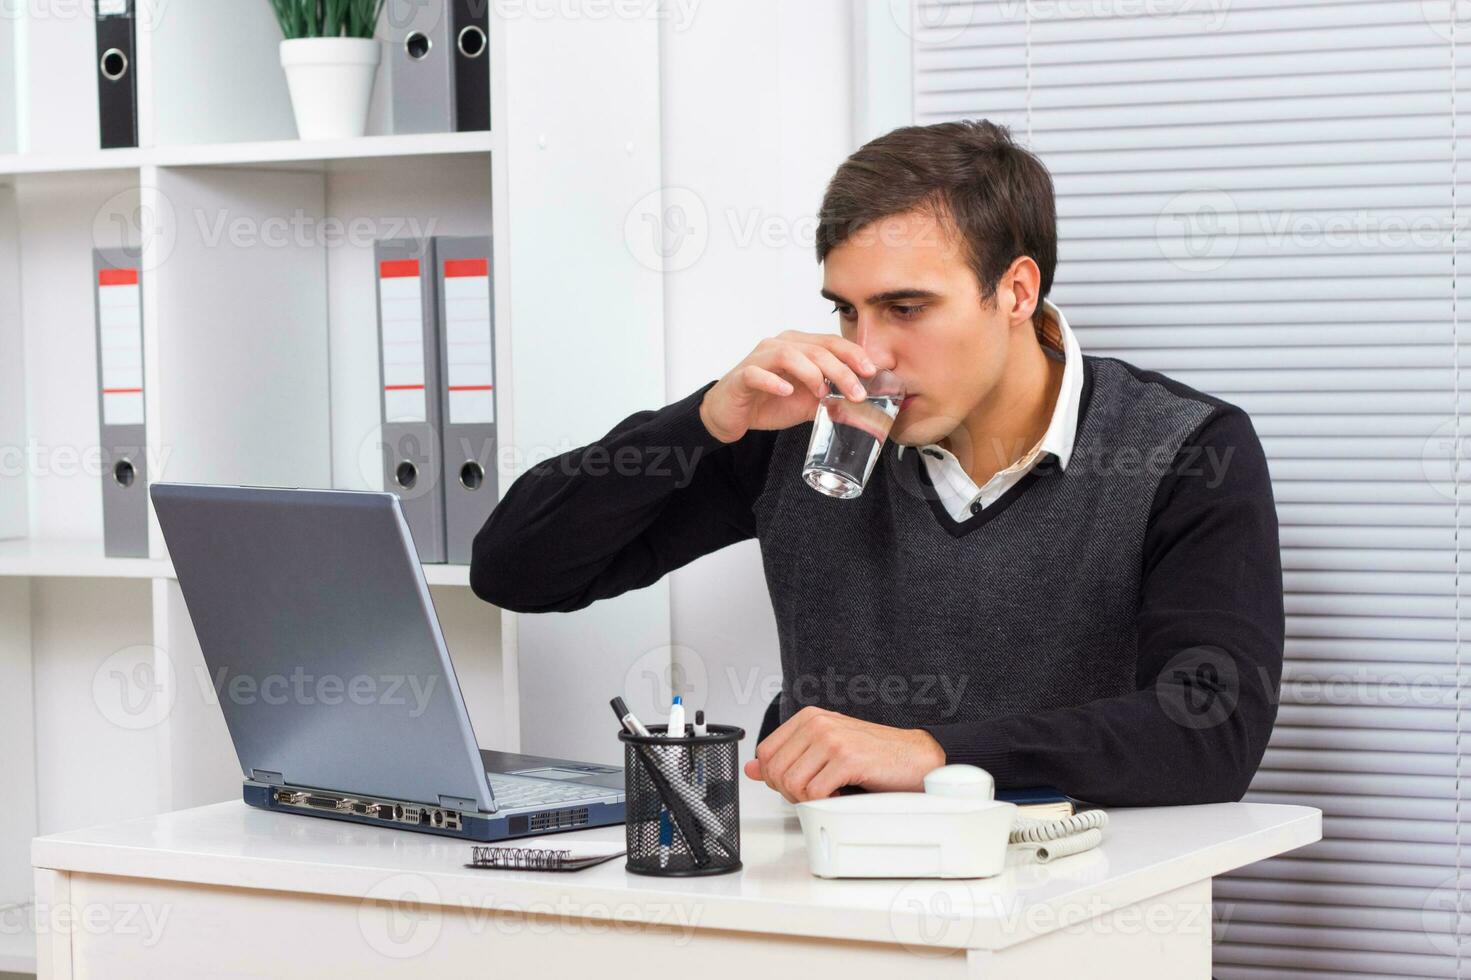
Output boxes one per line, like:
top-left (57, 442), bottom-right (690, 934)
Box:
top-left (470, 119), bottom-right (1283, 807)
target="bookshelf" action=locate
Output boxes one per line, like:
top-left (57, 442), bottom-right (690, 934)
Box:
top-left (0, 4), bottom-right (671, 974)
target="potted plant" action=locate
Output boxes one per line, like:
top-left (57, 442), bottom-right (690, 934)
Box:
top-left (270, 0), bottom-right (386, 140)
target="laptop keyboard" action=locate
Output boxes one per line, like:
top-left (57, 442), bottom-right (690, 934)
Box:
top-left (487, 773), bottom-right (615, 810)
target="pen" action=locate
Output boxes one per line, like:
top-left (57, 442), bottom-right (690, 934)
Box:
top-left (691, 709), bottom-right (710, 852)
top-left (693, 709), bottom-right (707, 780)
top-left (610, 696), bottom-right (651, 737)
top-left (658, 804), bottom-right (672, 868)
top-left (692, 709), bottom-right (707, 792)
top-left (639, 748), bottom-right (711, 867)
top-left (659, 696), bottom-right (683, 868)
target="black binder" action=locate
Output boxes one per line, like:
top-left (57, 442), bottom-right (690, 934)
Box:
top-left (94, 0), bottom-right (138, 149)
top-left (451, 0), bottom-right (490, 132)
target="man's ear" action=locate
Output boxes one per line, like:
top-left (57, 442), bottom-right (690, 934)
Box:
top-left (1002, 255), bottom-right (1042, 331)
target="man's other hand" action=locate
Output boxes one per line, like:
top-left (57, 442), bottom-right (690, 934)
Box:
top-left (742, 706), bottom-right (946, 803)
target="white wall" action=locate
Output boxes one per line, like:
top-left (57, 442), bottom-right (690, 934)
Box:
top-left (660, 0), bottom-right (856, 742)
top-left (0, 14), bottom-right (16, 154)
top-left (504, 5), bottom-right (670, 764)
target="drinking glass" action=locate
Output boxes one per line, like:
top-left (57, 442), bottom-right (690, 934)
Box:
top-left (802, 369), bottom-right (906, 499)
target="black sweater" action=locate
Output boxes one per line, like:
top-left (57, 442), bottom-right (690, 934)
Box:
top-left (471, 356), bottom-right (1285, 807)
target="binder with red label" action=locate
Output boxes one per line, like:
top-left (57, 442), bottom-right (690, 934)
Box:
top-left (433, 236), bottom-right (496, 564)
top-left (93, 247), bottom-right (147, 557)
top-left (374, 238), bottom-right (447, 563)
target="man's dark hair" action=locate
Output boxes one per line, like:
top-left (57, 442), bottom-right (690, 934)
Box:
top-left (816, 119), bottom-right (1057, 328)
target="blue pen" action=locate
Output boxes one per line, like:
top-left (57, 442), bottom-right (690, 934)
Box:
top-left (661, 695), bottom-right (684, 867)
top-left (658, 803), bottom-right (672, 868)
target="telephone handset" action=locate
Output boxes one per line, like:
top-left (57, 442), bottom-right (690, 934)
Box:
top-left (794, 764), bottom-right (1108, 879)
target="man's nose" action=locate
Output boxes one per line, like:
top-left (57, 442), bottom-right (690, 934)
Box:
top-left (856, 322), bottom-right (899, 373)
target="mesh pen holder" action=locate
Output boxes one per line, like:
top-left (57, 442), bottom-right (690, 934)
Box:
top-left (619, 724), bottom-right (744, 877)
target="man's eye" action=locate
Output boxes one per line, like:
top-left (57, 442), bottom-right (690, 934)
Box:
top-left (831, 303), bottom-right (856, 320)
top-left (892, 304), bottom-right (924, 319)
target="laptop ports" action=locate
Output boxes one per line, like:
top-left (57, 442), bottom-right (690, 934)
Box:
top-left (272, 790), bottom-right (430, 826)
top-left (428, 809), bottom-right (462, 831)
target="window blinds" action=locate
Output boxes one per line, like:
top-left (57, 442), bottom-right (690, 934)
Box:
top-left (913, 1), bottom-right (1467, 975)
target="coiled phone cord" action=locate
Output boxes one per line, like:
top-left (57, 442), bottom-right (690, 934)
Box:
top-left (1008, 808), bottom-right (1109, 863)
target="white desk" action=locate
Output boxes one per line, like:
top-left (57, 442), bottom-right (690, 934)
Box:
top-left (31, 783), bottom-right (1320, 979)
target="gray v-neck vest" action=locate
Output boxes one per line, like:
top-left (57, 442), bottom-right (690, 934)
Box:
top-left (752, 355), bottom-right (1216, 730)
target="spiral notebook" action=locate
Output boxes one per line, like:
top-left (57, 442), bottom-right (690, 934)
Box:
top-left (466, 838), bottom-right (626, 872)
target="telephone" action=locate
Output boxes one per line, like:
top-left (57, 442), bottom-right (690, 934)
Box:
top-left (794, 764), bottom-right (1108, 879)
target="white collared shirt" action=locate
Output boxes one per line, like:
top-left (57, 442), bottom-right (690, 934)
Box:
top-left (896, 297), bottom-right (1084, 522)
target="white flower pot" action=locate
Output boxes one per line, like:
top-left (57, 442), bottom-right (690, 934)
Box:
top-left (279, 37), bottom-right (381, 141)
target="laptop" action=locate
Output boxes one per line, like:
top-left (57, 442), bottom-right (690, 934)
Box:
top-left (150, 482), bottom-right (626, 841)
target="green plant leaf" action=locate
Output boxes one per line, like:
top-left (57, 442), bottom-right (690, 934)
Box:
top-left (269, 0), bottom-right (380, 39)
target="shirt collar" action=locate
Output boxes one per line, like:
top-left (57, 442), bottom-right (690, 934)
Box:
top-left (896, 297), bottom-right (1084, 472)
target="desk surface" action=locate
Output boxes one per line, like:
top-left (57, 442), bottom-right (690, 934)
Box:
top-left (33, 783), bottom-right (1321, 952)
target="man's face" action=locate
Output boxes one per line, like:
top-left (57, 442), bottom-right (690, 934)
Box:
top-left (821, 207), bottom-right (1025, 451)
